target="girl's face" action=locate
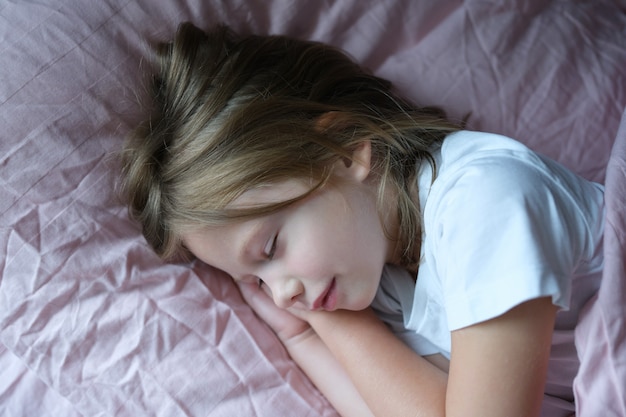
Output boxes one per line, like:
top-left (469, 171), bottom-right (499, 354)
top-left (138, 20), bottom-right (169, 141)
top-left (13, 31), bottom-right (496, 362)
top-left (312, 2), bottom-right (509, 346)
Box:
top-left (183, 148), bottom-right (398, 312)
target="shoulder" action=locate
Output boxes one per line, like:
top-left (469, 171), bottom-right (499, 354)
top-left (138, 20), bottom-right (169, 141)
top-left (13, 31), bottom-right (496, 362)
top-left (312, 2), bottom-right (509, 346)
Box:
top-left (425, 131), bottom-right (557, 237)
top-left (424, 131), bottom-right (602, 255)
top-left (437, 130), bottom-right (550, 191)
top-left (440, 130), bottom-right (532, 162)
top-left (418, 131), bottom-right (604, 329)
top-left (428, 130), bottom-right (603, 222)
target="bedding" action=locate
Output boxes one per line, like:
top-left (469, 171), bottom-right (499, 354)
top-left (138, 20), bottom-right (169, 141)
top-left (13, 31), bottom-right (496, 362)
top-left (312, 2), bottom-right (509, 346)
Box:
top-left (1, 1), bottom-right (625, 416)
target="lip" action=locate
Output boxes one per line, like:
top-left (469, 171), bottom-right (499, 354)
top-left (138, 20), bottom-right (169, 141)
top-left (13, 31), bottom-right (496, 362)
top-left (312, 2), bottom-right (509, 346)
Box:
top-left (312, 278), bottom-right (337, 311)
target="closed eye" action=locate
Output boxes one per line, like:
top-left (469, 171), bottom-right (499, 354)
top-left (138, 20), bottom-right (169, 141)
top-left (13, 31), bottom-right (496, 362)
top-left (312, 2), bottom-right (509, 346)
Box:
top-left (264, 234), bottom-right (278, 260)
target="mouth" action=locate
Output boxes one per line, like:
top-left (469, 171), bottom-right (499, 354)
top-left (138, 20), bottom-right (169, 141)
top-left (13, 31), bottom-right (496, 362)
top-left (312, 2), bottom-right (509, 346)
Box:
top-left (312, 278), bottom-right (337, 311)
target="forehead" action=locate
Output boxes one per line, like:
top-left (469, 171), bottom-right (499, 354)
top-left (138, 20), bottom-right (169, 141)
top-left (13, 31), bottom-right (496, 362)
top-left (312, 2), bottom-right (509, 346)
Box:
top-left (181, 179), bottom-right (309, 272)
top-left (182, 221), bottom-right (246, 277)
top-left (235, 179), bottom-right (310, 208)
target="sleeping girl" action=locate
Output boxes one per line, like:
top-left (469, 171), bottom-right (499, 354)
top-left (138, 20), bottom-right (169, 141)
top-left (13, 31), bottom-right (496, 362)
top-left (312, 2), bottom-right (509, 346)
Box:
top-left (121, 22), bottom-right (606, 417)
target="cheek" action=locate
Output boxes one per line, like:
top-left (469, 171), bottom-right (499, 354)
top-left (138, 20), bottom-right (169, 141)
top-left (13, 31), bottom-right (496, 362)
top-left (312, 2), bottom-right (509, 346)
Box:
top-left (295, 211), bottom-right (364, 264)
top-left (283, 215), bottom-right (348, 278)
top-left (286, 233), bottom-right (333, 275)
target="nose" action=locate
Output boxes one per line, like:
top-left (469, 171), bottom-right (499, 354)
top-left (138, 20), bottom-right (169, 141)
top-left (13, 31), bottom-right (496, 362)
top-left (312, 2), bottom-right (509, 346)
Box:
top-left (270, 277), bottom-right (304, 309)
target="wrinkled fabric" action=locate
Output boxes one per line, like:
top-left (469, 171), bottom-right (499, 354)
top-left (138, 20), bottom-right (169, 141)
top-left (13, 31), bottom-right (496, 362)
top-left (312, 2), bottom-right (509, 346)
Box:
top-left (1, 0), bottom-right (625, 416)
top-left (574, 109), bottom-right (626, 417)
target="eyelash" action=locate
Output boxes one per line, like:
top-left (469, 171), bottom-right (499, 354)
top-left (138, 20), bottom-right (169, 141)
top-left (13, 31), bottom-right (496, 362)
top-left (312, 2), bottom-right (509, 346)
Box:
top-left (265, 234), bottom-right (278, 260)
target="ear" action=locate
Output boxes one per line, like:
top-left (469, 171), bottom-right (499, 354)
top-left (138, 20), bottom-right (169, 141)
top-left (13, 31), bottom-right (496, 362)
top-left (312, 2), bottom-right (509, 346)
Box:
top-left (315, 112), bottom-right (373, 183)
top-left (333, 141), bottom-right (372, 183)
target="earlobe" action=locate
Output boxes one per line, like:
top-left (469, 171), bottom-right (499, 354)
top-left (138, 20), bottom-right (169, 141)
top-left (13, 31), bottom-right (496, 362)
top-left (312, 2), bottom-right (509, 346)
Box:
top-left (349, 141), bottom-right (373, 182)
top-left (315, 112), bottom-right (372, 182)
top-left (332, 140), bottom-right (372, 182)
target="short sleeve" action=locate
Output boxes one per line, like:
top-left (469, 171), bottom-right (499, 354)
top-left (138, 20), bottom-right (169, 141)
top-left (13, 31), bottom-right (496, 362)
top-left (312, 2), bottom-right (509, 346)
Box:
top-left (425, 151), bottom-right (590, 331)
top-left (371, 265), bottom-right (442, 356)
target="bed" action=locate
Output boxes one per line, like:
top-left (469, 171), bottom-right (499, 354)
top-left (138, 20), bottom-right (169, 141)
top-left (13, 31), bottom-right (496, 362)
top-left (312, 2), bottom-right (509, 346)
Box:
top-left (1, 1), bottom-right (625, 416)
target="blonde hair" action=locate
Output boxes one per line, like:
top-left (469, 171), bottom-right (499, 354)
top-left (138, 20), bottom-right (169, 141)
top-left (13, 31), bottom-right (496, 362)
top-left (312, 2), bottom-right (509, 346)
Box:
top-left (121, 22), bottom-right (459, 266)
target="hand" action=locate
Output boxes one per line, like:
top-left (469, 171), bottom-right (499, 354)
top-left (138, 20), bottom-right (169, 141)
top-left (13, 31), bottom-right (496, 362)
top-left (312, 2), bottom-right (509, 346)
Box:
top-left (237, 281), bottom-right (311, 343)
top-left (239, 283), bottom-right (377, 417)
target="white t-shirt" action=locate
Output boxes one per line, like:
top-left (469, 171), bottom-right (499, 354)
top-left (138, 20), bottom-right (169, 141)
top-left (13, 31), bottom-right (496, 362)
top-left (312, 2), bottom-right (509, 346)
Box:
top-left (371, 130), bottom-right (604, 411)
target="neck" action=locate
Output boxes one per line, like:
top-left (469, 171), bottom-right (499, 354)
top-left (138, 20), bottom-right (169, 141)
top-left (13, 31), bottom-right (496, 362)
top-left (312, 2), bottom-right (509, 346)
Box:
top-left (382, 183), bottom-right (403, 265)
top-left (383, 177), bottom-right (421, 273)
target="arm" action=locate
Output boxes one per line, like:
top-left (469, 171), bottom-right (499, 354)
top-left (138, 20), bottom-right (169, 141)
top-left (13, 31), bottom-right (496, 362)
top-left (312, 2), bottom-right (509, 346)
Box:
top-left (308, 308), bottom-right (448, 417)
top-left (238, 282), bottom-right (374, 417)
top-left (242, 282), bottom-right (557, 416)
top-left (446, 296), bottom-right (558, 416)
top-left (309, 297), bottom-right (557, 417)
top-left (283, 328), bottom-right (375, 417)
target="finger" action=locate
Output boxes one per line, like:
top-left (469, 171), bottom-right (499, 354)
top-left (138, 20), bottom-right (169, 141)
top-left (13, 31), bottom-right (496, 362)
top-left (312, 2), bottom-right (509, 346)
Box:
top-left (237, 281), bottom-right (269, 305)
top-left (259, 281), bottom-right (273, 298)
top-left (239, 281), bottom-right (308, 324)
top-left (237, 282), bottom-right (287, 319)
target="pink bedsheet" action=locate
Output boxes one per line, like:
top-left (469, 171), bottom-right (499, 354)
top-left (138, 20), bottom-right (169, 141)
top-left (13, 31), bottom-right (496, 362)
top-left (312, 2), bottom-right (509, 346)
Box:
top-left (1, 1), bottom-right (625, 416)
